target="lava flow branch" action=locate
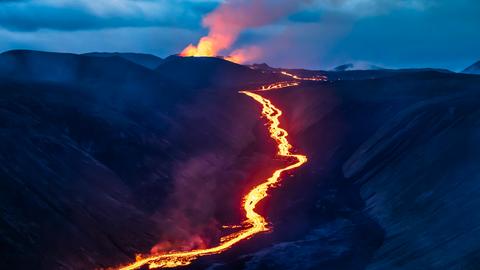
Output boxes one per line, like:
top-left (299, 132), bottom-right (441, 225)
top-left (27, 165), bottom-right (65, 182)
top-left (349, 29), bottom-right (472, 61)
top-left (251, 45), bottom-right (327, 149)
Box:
top-left (114, 81), bottom-right (308, 270)
top-left (280, 71), bottom-right (327, 81)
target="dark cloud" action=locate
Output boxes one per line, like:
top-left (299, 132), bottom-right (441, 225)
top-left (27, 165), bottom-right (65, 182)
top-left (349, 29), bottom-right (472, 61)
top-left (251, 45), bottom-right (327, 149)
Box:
top-left (0, 0), bottom-right (217, 31)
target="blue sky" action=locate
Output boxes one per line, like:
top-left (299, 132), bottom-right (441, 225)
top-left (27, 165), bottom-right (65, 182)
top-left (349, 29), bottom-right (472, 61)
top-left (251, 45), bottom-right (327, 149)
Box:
top-left (0, 0), bottom-right (478, 70)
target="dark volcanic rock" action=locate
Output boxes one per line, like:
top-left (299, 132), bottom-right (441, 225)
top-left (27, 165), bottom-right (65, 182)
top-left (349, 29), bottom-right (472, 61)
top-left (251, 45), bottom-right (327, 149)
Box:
top-left (0, 51), bottom-right (276, 269)
top-left (242, 219), bottom-right (354, 270)
top-left (343, 94), bottom-right (480, 269)
top-left (156, 55), bottom-right (283, 89)
top-left (2, 50), bottom-right (480, 270)
top-left (84, 52), bottom-right (164, 69)
top-left (250, 61), bottom-right (452, 81)
top-left (0, 81), bottom-right (163, 269)
top-left (0, 50), bottom-right (160, 88)
top-left (242, 71), bottom-right (480, 270)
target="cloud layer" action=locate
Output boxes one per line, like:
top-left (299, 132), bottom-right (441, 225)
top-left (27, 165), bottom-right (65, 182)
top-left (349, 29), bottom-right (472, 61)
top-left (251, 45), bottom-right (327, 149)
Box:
top-left (0, 0), bottom-right (478, 70)
top-left (0, 0), bottom-right (428, 32)
top-left (0, 0), bottom-right (217, 31)
top-left (314, 0), bottom-right (430, 15)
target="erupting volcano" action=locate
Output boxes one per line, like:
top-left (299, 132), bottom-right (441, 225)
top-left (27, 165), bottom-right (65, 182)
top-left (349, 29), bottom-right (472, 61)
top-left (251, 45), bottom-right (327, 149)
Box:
top-left (178, 0), bottom-right (310, 63)
top-left (2, 0), bottom-right (479, 269)
top-left (179, 37), bottom-right (256, 64)
top-left (110, 1), bottom-right (330, 267)
top-left (114, 73), bottom-right (322, 269)
top-left (107, 0), bottom-right (336, 267)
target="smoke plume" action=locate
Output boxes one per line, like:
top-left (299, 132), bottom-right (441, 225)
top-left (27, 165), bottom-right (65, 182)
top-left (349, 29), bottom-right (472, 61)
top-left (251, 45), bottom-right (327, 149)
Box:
top-left (181, 0), bottom-right (311, 61)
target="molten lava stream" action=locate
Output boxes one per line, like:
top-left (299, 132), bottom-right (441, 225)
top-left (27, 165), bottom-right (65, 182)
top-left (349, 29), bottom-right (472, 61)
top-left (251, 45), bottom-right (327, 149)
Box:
top-left (280, 71), bottom-right (327, 81)
top-left (115, 84), bottom-right (307, 270)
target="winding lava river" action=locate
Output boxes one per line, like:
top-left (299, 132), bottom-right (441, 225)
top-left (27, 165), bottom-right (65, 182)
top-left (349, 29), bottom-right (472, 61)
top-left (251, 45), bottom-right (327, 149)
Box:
top-left (115, 75), bottom-right (319, 269)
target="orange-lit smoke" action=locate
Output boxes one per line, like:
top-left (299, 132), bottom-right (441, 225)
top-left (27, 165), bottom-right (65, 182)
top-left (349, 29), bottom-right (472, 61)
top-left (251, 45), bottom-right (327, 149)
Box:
top-left (180, 0), bottom-right (310, 63)
top-left (224, 46), bottom-right (262, 63)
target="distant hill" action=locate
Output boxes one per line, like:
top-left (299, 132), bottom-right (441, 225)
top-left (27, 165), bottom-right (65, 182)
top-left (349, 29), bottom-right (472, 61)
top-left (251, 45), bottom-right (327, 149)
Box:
top-left (333, 63), bottom-right (384, 71)
top-left (0, 50), bottom-right (283, 92)
top-left (0, 50), bottom-right (161, 86)
top-left (463, 60), bottom-right (480, 74)
top-left (156, 55), bottom-right (283, 88)
top-left (251, 62), bottom-right (453, 81)
top-left (84, 52), bottom-right (164, 69)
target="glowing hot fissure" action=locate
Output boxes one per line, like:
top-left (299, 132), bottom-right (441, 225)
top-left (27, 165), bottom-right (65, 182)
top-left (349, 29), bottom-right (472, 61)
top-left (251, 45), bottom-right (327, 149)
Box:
top-left (116, 82), bottom-right (308, 270)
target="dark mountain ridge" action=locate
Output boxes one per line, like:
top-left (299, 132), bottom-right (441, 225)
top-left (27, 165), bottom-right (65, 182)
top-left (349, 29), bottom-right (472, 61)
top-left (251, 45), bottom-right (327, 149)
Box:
top-left (463, 60), bottom-right (480, 74)
top-left (0, 50), bottom-right (155, 86)
top-left (156, 55), bottom-right (285, 89)
top-left (84, 52), bottom-right (164, 69)
top-left (251, 62), bottom-right (454, 81)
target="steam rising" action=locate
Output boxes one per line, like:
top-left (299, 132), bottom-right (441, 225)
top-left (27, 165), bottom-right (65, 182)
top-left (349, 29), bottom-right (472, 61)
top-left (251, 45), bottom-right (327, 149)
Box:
top-left (181, 0), bottom-right (311, 62)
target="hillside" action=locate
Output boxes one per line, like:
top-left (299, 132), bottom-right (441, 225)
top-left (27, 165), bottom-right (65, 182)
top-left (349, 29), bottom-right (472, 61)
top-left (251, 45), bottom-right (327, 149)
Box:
top-left (156, 55), bottom-right (286, 88)
top-left (1, 50), bottom-right (480, 270)
top-left (84, 52), bottom-right (164, 69)
top-left (463, 60), bottom-right (480, 74)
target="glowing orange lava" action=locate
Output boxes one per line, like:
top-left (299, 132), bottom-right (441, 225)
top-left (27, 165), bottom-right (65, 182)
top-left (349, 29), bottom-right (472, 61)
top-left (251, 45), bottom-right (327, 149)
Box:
top-left (179, 42), bottom-right (259, 64)
top-left (114, 81), bottom-right (307, 270)
top-left (180, 42), bottom-right (247, 64)
top-left (180, 43), bottom-right (244, 64)
top-left (281, 71), bottom-right (327, 81)
top-left (257, 81), bottom-right (300, 91)
top-left (180, 37), bottom-right (216, 58)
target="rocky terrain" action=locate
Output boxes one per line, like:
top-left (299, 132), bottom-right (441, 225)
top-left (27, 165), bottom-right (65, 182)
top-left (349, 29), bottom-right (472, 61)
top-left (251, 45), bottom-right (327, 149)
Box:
top-left (1, 50), bottom-right (480, 270)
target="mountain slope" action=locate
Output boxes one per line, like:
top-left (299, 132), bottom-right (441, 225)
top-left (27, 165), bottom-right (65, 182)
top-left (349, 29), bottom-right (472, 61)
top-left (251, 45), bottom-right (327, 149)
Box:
top-left (463, 60), bottom-right (480, 74)
top-left (0, 51), bottom-right (274, 269)
top-left (195, 71), bottom-right (480, 270)
top-left (156, 55), bottom-right (283, 89)
top-left (0, 80), bottom-right (165, 269)
top-left (2, 50), bottom-right (480, 270)
top-left (343, 96), bottom-right (480, 270)
top-left (0, 50), bottom-right (154, 84)
top-left (84, 52), bottom-right (164, 69)
top-left (251, 62), bottom-right (452, 81)
top-left (0, 50), bottom-right (186, 109)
